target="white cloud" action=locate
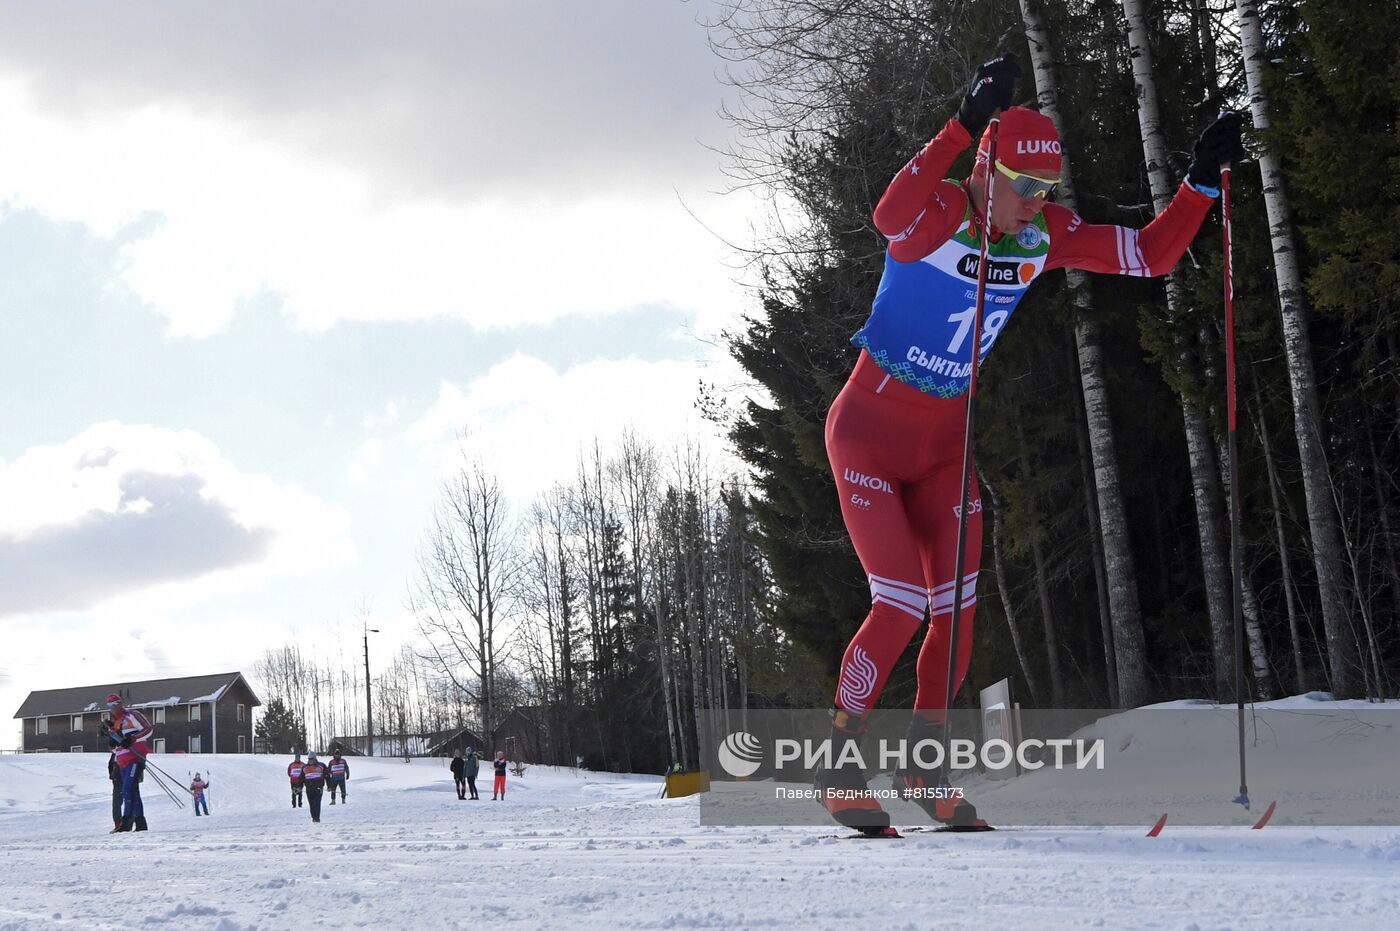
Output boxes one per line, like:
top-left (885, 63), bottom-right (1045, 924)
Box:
top-left (401, 353), bottom-right (738, 500)
top-left (0, 78), bottom-right (755, 339)
top-left (0, 422), bottom-right (354, 615)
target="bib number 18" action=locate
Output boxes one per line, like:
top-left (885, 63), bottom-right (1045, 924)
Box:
top-left (945, 306), bottom-right (1010, 356)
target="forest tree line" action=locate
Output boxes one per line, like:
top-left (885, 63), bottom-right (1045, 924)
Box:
top-left (712, 0), bottom-right (1399, 711)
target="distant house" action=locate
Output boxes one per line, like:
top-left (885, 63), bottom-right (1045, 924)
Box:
top-left (328, 725), bottom-right (484, 759)
top-left (492, 706), bottom-right (548, 762)
top-left (12, 672), bottom-right (262, 755)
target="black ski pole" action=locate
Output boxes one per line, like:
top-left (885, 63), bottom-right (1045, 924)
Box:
top-left (1222, 160), bottom-right (1250, 810)
top-left (943, 112), bottom-right (1002, 759)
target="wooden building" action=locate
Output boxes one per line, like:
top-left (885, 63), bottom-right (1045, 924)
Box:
top-left (12, 672), bottom-right (261, 755)
top-left (328, 725), bottom-right (484, 758)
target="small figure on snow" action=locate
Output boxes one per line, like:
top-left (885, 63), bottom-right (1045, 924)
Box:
top-left (327, 752), bottom-right (349, 805)
top-left (492, 750), bottom-right (508, 801)
top-left (298, 752), bottom-right (328, 823)
top-left (287, 751), bottom-right (305, 809)
top-left (450, 749), bottom-right (468, 800)
top-left (465, 746), bottom-right (481, 800)
top-left (106, 746), bottom-right (123, 832)
top-left (190, 773), bottom-right (210, 816)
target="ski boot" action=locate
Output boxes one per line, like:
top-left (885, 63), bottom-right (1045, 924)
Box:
top-left (893, 714), bottom-right (991, 831)
top-left (111, 817), bottom-right (133, 833)
top-left (814, 710), bottom-right (896, 837)
top-left (134, 817), bottom-right (148, 832)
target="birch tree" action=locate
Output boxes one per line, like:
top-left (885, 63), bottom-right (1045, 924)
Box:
top-left (1233, 0), bottom-right (1360, 697)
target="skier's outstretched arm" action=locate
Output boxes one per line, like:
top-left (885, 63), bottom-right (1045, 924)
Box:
top-left (1044, 111), bottom-right (1245, 278)
top-left (1042, 185), bottom-right (1214, 278)
top-left (872, 54), bottom-right (1020, 262)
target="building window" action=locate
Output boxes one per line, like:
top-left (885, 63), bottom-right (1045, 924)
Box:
top-left (153, 707), bottom-right (166, 724)
top-left (238, 735), bottom-right (247, 753)
top-left (189, 704), bottom-right (202, 722)
top-left (70, 745), bottom-right (84, 752)
top-left (36, 717), bottom-right (47, 735)
top-left (71, 714), bottom-right (83, 731)
top-left (152, 738), bottom-right (166, 754)
top-left (237, 703), bottom-right (245, 722)
top-left (189, 735), bottom-right (202, 753)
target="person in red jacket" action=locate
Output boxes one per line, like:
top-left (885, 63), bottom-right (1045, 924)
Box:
top-left (102, 693), bottom-right (153, 833)
top-left (492, 751), bottom-right (508, 800)
top-left (819, 54), bottom-right (1243, 836)
top-left (298, 752), bottom-right (328, 823)
top-left (287, 752), bottom-right (305, 809)
top-left (327, 753), bottom-right (349, 804)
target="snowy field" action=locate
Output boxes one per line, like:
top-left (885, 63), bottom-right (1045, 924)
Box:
top-left (2, 739), bottom-right (1399, 930)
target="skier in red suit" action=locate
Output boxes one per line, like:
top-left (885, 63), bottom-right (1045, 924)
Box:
top-left (819, 54), bottom-right (1243, 835)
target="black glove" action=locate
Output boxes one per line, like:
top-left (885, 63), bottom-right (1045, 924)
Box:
top-left (1186, 110), bottom-right (1246, 191)
top-left (120, 734), bottom-right (133, 749)
top-left (957, 54), bottom-right (1021, 137)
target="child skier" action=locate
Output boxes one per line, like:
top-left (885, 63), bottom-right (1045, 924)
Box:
top-left (190, 773), bottom-right (210, 816)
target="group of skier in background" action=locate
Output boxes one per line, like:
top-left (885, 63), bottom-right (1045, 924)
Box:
top-left (100, 693), bottom-right (514, 832)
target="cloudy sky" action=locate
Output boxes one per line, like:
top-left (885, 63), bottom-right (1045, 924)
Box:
top-left (0, 0), bottom-right (764, 747)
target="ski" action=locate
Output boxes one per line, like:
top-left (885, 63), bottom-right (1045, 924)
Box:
top-left (822, 827), bottom-right (904, 840)
top-left (1144, 801), bottom-right (1277, 835)
top-left (902, 823), bottom-right (997, 834)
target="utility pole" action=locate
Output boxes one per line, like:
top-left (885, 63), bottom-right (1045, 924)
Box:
top-left (364, 625), bottom-right (380, 757)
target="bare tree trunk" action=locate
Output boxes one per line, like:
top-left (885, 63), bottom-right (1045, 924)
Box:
top-left (985, 481), bottom-right (1042, 705)
top-left (1021, 0), bottom-right (1147, 708)
top-left (1012, 415), bottom-right (1066, 705)
top-left (1253, 397), bottom-right (1309, 692)
top-left (1234, 0), bottom-right (1360, 697)
top-left (1363, 409), bottom-right (1400, 623)
top-left (1120, 0), bottom-right (1235, 698)
top-left (1213, 415), bottom-right (1279, 699)
top-left (1070, 351), bottom-right (1118, 705)
top-left (1029, 533), bottom-right (1066, 706)
top-left (615, 430), bottom-right (681, 766)
top-left (1331, 483), bottom-right (1390, 698)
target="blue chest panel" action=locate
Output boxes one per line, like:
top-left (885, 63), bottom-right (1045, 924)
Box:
top-left (853, 202), bottom-right (1050, 398)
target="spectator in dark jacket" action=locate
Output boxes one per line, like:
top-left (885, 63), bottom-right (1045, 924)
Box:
top-left (450, 749), bottom-right (467, 800)
top-left (464, 747), bottom-right (481, 800)
top-left (107, 748), bottom-right (122, 832)
top-left (298, 752), bottom-right (329, 823)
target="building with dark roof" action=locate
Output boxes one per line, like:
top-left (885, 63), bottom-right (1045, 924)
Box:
top-left (12, 672), bottom-right (261, 754)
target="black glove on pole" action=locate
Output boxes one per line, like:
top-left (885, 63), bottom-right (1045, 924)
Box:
top-left (1187, 110), bottom-right (1246, 190)
top-left (957, 54), bottom-right (1021, 137)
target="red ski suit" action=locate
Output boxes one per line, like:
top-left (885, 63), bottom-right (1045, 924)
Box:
top-left (827, 116), bottom-right (1215, 717)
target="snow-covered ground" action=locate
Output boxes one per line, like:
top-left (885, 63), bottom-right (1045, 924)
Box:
top-left (2, 725), bottom-right (1398, 930)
